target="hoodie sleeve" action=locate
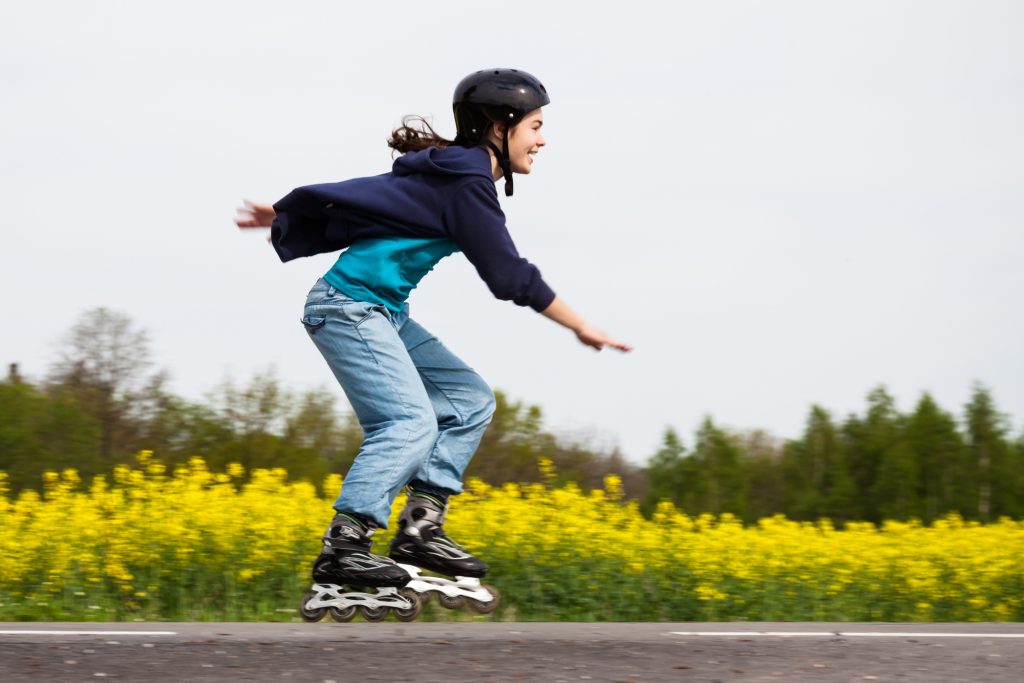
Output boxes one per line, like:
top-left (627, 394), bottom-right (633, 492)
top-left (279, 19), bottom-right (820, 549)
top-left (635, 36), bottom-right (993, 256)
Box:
top-left (443, 180), bottom-right (556, 312)
top-left (270, 184), bottom-right (352, 262)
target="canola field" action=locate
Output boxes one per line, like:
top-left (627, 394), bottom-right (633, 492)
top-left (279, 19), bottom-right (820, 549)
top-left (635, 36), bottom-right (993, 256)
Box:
top-left (1, 453), bottom-right (1022, 622)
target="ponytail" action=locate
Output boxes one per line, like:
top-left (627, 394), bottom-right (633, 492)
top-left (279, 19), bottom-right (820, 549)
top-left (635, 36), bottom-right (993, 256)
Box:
top-left (387, 116), bottom-right (455, 155)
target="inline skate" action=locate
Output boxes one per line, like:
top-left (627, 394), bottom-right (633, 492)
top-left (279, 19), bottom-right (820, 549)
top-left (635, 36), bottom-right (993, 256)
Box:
top-left (299, 512), bottom-right (421, 623)
top-left (388, 487), bottom-right (500, 614)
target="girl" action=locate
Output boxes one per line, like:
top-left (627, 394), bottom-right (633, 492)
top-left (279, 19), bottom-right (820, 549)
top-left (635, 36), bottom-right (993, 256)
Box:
top-left (237, 68), bottom-right (632, 619)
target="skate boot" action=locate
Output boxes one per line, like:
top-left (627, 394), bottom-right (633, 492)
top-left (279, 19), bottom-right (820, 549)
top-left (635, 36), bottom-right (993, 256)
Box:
top-left (299, 512), bottom-right (421, 623)
top-left (388, 487), bottom-right (500, 614)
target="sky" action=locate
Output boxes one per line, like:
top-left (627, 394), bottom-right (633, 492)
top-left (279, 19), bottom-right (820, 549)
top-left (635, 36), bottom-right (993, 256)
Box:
top-left (2, 1), bottom-right (1022, 464)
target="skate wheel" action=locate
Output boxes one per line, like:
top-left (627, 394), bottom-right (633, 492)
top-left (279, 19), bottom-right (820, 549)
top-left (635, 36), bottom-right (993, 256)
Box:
top-left (467, 585), bottom-right (501, 614)
top-left (329, 605), bottom-right (357, 622)
top-left (393, 588), bottom-right (422, 623)
top-left (360, 605), bottom-right (389, 622)
top-left (299, 591), bottom-right (326, 622)
top-left (439, 593), bottom-right (465, 610)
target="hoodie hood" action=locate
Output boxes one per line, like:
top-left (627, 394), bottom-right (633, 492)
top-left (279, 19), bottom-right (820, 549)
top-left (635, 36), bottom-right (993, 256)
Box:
top-left (392, 144), bottom-right (493, 180)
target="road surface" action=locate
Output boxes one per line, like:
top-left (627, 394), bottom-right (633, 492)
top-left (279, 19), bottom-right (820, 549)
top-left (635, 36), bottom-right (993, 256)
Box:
top-left (1, 621), bottom-right (1021, 681)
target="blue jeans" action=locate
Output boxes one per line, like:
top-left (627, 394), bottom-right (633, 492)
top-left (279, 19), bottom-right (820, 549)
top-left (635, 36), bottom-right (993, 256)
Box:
top-left (301, 278), bottom-right (496, 528)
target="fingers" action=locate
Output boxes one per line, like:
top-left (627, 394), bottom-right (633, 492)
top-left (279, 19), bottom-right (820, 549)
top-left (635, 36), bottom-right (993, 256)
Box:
top-left (235, 202), bottom-right (273, 228)
top-left (586, 336), bottom-right (633, 353)
top-left (244, 198), bottom-right (275, 214)
top-left (579, 335), bottom-right (632, 353)
top-left (234, 208), bottom-right (260, 228)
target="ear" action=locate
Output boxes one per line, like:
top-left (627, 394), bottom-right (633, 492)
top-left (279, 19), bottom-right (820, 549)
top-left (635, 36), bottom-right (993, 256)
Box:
top-left (490, 119), bottom-right (509, 141)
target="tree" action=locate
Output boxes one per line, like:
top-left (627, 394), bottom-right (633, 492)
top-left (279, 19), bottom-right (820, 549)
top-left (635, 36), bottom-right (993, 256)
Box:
top-left (849, 386), bottom-right (905, 523)
top-left (738, 429), bottom-right (785, 522)
top-left (7, 363), bottom-right (23, 384)
top-left (964, 384), bottom-right (1012, 521)
top-left (641, 428), bottom-right (687, 515)
top-left (875, 440), bottom-right (920, 520)
top-left (1009, 433), bottom-right (1024, 518)
top-left (468, 390), bottom-right (557, 484)
top-left (284, 389), bottom-right (364, 479)
top-left (204, 370), bottom-right (305, 476)
top-left (0, 379), bottom-right (101, 492)
top-left (46, 308), bottom-right (166, 463)
top-left (782, 406), bottom-right (856, 522)
top-left (690, 417), bottom-right (747, 518)
top-left (903, 393), bottom-right (965, 521)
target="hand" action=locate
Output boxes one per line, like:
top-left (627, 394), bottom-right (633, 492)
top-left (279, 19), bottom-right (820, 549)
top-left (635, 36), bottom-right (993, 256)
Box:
top-left (575, 324), bottom-right (634, 352)
top-left (235, 199), bottom-right (276, 228)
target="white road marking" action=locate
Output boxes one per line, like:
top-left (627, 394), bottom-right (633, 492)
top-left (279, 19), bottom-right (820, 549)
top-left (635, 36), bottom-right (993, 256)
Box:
top-left (669, 631), bottom-right (1024, 638)
top-left (842, 632), bottom-right (1024, 638)
top-left (0, 631), bottom-right (177, 636)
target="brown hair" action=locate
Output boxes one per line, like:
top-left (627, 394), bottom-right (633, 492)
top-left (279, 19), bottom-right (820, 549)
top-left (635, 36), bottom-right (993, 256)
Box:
top-left (387, 116), bottom-right (455, 155)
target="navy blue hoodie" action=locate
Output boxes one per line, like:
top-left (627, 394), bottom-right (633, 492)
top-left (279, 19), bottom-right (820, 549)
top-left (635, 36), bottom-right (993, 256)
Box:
top-left (271, 145), bottom-right (556, 312)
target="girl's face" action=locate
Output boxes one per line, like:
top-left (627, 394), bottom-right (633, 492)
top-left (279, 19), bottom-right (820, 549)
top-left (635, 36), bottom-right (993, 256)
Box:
top-left (493, 108), bottom-right (545, 175)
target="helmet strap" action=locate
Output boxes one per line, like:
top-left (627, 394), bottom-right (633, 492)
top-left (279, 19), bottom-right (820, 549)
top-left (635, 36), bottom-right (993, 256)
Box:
top-left (483, 135), bottom-right (513, 197)
top-left (501, 124), bottom-right (513, 196)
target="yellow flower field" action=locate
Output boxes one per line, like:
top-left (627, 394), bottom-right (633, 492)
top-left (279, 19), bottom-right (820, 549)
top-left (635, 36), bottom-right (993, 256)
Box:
top-left (0, 453), bottom-right (1021, 621)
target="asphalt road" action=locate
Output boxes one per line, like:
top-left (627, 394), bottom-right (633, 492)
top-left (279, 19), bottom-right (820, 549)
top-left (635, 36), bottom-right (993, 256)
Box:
top-left (1, 622), bottom-right (1021, 682)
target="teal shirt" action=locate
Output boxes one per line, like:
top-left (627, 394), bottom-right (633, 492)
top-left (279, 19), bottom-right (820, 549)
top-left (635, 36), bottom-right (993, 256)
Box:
top-left (323, 236), bottom-right (461, 313)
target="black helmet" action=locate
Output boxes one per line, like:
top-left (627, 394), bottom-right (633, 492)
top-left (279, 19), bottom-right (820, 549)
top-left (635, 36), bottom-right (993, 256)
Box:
top-left (452, 68), bottom-right (550, 197)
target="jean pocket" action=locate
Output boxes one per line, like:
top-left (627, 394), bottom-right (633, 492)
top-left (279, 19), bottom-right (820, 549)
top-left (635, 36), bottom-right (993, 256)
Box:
top-left (300, 314), bottom-right (327, 333)
top-left (354, 303), bottom-right (389, 328)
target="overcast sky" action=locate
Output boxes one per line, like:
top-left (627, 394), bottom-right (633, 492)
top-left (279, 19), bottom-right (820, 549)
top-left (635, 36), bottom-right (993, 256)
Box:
top-left (2, 1), bottom-right (1022, 464)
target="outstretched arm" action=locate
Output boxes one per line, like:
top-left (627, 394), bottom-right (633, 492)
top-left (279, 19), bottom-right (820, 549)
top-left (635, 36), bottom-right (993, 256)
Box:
top-left (540, 296), bottom-right (633, 353)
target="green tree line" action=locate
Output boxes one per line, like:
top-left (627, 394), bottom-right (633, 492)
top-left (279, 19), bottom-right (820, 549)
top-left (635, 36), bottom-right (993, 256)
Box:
top-left (645, 386), bottom-right (1024, 524)
top-left (2, 308), bottom-right (1022, 524)
top-left (0, 308), bottom-right (639, 498)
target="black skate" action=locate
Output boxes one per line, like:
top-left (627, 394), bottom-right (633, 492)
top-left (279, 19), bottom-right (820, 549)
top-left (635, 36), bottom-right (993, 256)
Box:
top-left (388, 488), bottom-right (500, 614)
top-left (299, 512), bottom-right (421, 623)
